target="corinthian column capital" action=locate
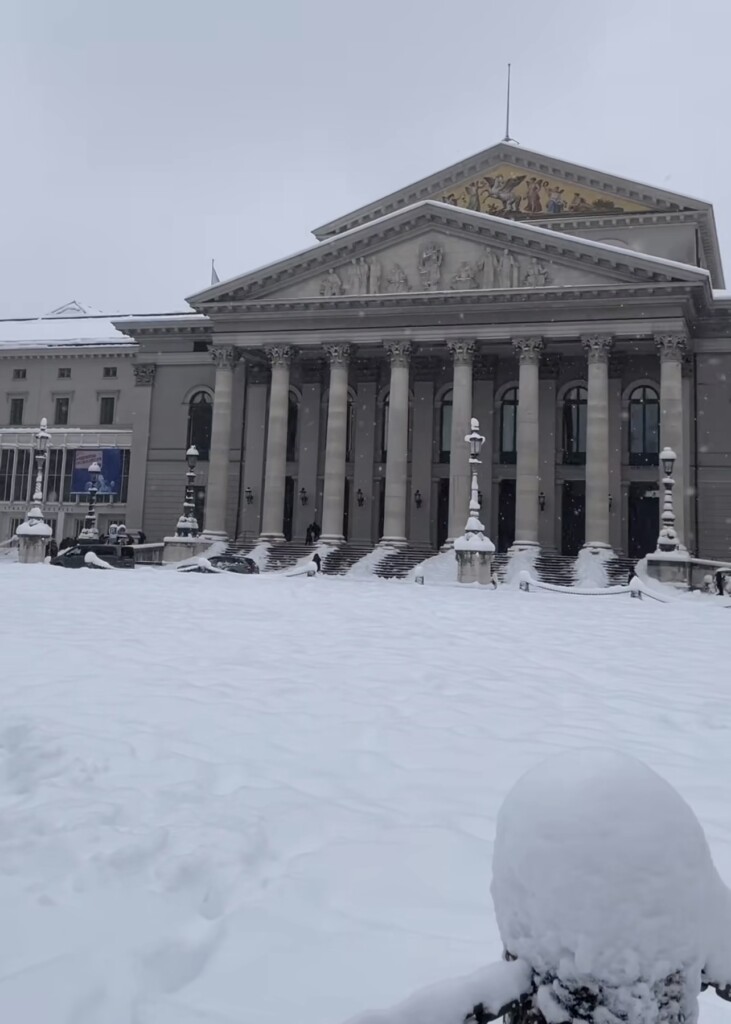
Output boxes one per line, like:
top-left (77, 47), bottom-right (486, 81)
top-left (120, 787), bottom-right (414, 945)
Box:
top-left (384, 340), bottom-right (412, 367)
top-left (447, 337), bottom-right (476, 365)
top-left (265, 344), bottom-right (295, 368)
top-left (655, 333), bottom-right (688, 363)
top-left (582, 334), bottom-right (614, 364)
top-left (512, 336), bottom-right (544, 365)
top-left (323, 343), bottom-right (352, 367)
top-left (211, 345), bottom-right (240, 371)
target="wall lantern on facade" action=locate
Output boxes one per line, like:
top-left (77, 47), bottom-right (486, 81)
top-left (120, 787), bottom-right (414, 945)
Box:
top-left (356, 488), bottom-right (365, 507)
top-left (538, 491), bottom-right (547, 512)
top-left (414, 489), bottom-right (423, 509)
top-left (299, 487), bottom-right (308, 506)
top-left (245, 487), bottom-right (254, 505)
top-left (609, 493), bottom-right (613, 512)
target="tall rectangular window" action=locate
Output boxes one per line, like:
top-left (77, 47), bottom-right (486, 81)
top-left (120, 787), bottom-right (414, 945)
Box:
top-left (0, 449), bottom-right (13, 501)
top-left (99, 396), bottom-right (115, 425)
top-left (47, 449), bottom-right (64, 502)
top-left (54, 397), bottom-right (69, 425)
top-left (9, 398), bottom-right (24, 425)
top-left (13, 449), bottom-right (30, 500)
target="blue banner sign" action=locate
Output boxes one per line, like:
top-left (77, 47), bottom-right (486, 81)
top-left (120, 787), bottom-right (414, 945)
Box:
top-left (71, 449), bottom-right (123, 498)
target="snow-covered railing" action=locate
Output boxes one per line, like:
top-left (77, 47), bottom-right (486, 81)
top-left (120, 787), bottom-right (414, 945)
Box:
top-left (132, 542), bottom-right (164, 565)
top-left (517, 571), bottom-right (670, 603)
top-left (343, 751), bottom-right (731, 1024)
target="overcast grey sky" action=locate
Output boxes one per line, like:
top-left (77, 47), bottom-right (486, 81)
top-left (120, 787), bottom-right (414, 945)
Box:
top-left (1, 0), bottom-right (729, 317)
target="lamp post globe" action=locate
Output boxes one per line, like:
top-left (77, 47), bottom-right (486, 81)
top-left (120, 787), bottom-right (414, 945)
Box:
top-left (660, 446), bottom-right (676, 477)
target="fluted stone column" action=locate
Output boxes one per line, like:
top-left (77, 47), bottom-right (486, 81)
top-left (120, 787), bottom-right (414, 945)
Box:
top-left (320, 343), bottom-right (351, 543)
top-left (259, 345), bottom-right (294, 542)
top-left (204, 345), bottom-right (240, 538)
top-left (511, 337), bottom-right (544, 549)
top-left (445, 338), bottom-right (475, 547)
top-left (582, 335), bottom-right (613, 550)
top-left (380, 341), bottom-right (411, 546)
top-left (657, 333), bottom-right (687, 549)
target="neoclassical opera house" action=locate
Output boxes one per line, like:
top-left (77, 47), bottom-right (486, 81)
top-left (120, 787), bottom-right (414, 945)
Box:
top-left (107, 142), bottom-right (731, 568)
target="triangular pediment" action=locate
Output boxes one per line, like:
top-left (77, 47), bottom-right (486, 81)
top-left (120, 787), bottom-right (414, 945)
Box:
top-left (187, 203), bottom-right (708, 310)
top-left (312, 143), bottom-right (711, 240)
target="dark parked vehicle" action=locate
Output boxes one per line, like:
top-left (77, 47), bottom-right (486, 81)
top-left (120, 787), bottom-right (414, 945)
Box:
top-left (178, 554), bottom-right (260, 575)
top-left (51, 543), bottom-right (136, 569)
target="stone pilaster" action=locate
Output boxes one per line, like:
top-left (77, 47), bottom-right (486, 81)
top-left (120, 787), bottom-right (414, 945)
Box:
top-left (511, 337), bottom-right (543, 549)
top-left (582, 335), bottom-right (613, 550)
top-left (380, 341), bottom-right (411, 546)
top-left (126, 363), bottom-right (156, 532)
top-left (656, 333), bottom-right (688, 549)
top-left (445, 338), bottom-right (475, 547)
top-left (203, 345), bottom-right (240, 538)
top-left (320, 343), bottom-right (351, 543)
top-left (259, 345), bottom-right (294, 542)
top-left (410, 379), bottom-right (434, 545)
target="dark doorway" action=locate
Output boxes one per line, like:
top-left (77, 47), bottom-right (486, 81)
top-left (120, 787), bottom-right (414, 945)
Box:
top-left (497, 479), bottom-right (516, 552)
top-left (194, 486), bottom-right (206, 531)
top-left (343, 478), bottom-right (350, 540)
top-left (437, 479), bottom-right (450, 548)
top-left (561, 480), bottom-right (585, 555)
top-left (378, 478), bottom-right (385, 539)
top-left (284, 476), bottom-right (294, 541)
top-left (628, 482), bottom-right (659, 558)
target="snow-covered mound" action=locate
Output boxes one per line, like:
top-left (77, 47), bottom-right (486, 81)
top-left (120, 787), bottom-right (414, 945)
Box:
top-left (493, 750), bottom-right (731, 1020)
top-left (1, 566), bottom-right (731, 1024)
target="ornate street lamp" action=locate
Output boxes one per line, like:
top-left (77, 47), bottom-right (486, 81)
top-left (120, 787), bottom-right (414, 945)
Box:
top-left (175, 445), bottom-right (200, 537)
top-left (31, 417), bottom-right (51, 513)
top-left (656, 446), bottom-right (679, 552)
top-left (465, 417), bottom-right (486, 531)
top-left (78, 458), bottom-right (102, 541)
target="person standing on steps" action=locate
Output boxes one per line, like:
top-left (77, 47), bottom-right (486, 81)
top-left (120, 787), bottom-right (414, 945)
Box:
top-left (305, 524), bottom-right (313, 545)
top-left (308, 521), bottom-right (321, 543)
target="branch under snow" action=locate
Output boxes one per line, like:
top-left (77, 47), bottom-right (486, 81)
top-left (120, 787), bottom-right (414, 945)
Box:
top-left (341, 958), bottom-right (532, 1024)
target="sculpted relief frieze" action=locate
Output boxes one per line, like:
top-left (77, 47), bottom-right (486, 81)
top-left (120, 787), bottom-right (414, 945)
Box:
top-left (315, 240), bottom-right (553, 297)
top-left (267, 231), bottom-right (626, 302)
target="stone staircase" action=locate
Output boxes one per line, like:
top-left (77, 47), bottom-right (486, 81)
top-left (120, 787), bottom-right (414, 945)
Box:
top-left (373, 544), bottom-right (436, 579)
top-left (263, 542), bottom-right (317, 572)
top-left (534, 553), bottom-right (577, 587)
top-left (492, 553), bottom-right (510, 582)
top-left (605, 556), bottom-right (638, 587)
top-left (321, 542), bottom-right (373, 575)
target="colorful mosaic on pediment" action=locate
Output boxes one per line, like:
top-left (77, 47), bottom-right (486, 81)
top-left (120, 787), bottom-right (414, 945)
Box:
top-left (437, 164), bottom-right (652, 219)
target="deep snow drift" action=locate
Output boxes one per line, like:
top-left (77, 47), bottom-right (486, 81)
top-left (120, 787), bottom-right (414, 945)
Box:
top-left (0, 564), bottom-right (730, 1024)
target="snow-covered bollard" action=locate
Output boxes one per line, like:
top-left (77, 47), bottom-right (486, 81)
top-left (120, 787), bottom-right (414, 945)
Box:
top-left (16, 509), bottom-right (52, 564)
top-left (491, 750), bottom-right (731, 1024)
top-left (342, 751), bottom-right (731, 1024)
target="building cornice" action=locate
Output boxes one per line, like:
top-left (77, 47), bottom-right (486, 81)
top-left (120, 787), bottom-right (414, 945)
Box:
top-left (0, 346), bottom-right (136, 360)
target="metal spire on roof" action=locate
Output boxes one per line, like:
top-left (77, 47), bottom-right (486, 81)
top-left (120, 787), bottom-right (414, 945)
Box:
top-left (502, 63), bottom-right (518, 144)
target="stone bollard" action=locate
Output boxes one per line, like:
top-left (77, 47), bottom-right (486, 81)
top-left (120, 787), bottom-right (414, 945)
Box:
top-left (16, 511), bottom-right (52, 564)
top-left (342, 751), bottom-right (731, 1024)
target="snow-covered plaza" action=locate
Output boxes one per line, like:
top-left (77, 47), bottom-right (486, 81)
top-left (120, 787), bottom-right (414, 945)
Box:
top-left (1, 564), bottom-right (731, 1024)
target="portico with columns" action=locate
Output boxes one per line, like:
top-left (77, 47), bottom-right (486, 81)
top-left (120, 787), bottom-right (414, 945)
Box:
top-left (114, 140), bottom-right (731, 565)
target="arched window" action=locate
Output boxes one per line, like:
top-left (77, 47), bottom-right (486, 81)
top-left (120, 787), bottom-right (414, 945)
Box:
top-left (346, 394), bottom-right (355, 461)
top-left (562, 385), bottom-right (587, 464)
top-left (286, 391), bottom-right (299, 462)
top-left (500, 387), bottom-right (518, 464)
top-left (440, 390), bottom-right (453, 463)
top-left (629, 385), bottom-right (660, 465)
top-left (187, 391), bottom-right (212, 461)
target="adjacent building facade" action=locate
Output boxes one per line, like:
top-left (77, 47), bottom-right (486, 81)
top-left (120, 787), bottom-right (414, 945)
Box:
top-left (3, 144), bottom-right (731, 560)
